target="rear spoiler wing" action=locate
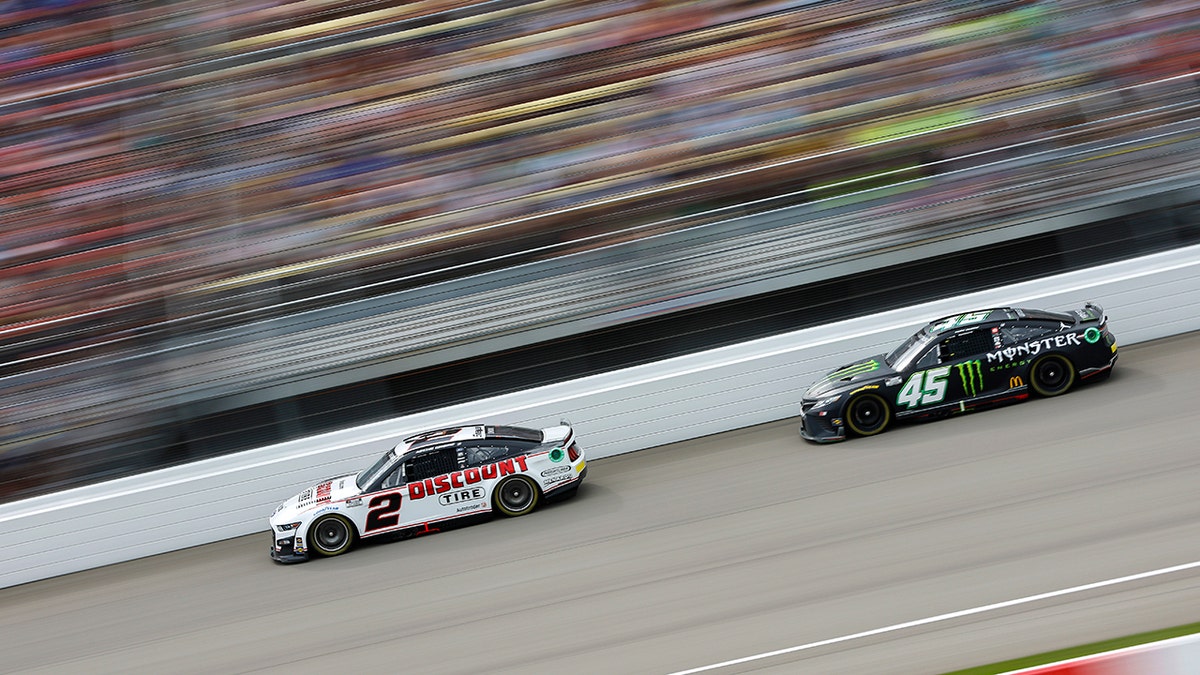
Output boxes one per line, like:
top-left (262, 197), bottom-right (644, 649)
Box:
top-left (1075, 301), bottom-right (1106, 325)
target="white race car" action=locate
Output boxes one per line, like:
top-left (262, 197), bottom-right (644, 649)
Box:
top-left (269, 423), bottom-right (586, 562)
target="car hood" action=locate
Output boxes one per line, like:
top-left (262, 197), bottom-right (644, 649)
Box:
top-left (271, 472), bottom-right (360, 522)
top-left (804, 355), bottom-right (896, 399)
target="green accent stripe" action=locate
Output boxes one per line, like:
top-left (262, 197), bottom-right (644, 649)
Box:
top-left (821, 359), bottom-right (879, 383)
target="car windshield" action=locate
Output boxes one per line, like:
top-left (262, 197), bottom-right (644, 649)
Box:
top-left (885, 329), bottom-right (933, 368)
top-left (356, 448), bottom-right (397, 490)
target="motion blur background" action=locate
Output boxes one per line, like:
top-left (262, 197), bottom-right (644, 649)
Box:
top-left (2, 0), bottom-right (1198, 502)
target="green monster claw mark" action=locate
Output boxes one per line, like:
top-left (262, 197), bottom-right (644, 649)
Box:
top-left (955, 360), bottom-right (984, 397)
top-left (821, 359), bottom-right (880, 383)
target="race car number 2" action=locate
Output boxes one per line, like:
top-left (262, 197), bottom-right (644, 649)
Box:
top-left (365, 492), bottom-right (403, 533)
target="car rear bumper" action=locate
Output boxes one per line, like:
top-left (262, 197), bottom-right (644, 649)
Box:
top-left (544, 465), bottom-right (587, 499)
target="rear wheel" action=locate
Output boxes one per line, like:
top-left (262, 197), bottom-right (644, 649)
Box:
top-left (494, 475), bottom-right (540, 517)
top-left (309, 514), bottom-right (354, 557)
top-left (1030, 354), bottom-right (1075, 396)
top-left (845, 393), bottom-right (891, 437)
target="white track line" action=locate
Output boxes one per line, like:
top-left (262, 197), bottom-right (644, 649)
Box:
top-left (669, 559), bottom-right (1200, 674)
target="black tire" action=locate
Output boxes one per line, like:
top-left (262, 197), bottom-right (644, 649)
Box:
top-left (309, 514), bottom-right (354, 557)
top-left (1030, 354), bottom-right (1076, 396)
top-left (844, 393), bottom-right (891, 437)
top-left (493, 475), bottom-right (540, 517)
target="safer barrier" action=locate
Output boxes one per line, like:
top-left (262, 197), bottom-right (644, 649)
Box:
top-left (2, 242), bottom-right (1200, 589)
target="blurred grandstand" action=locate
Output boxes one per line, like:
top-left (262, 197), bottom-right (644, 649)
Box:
top-left (2, 0), bottom-right (1199, 500)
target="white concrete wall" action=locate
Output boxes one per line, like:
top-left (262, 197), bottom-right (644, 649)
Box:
top-left (3, 243), bottom-right (1199, 589)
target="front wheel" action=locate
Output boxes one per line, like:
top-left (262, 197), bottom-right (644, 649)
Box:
top-left (309, 514), bottom-right (355, 557)
top-left (1030, 354), bottom-right (1076, 396)
top-left (494, 475), bottom-right (540, 517)
top-left (845, 393), bottom-right (891, 437)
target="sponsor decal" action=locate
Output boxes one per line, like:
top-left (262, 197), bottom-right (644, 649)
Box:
top-left (991, 326), bottom-right (1003, 350)
top-left (1009, 375), bottom-right (1025, 389)
top-left (541, 466), bottom-right (571, 477)
top-left (989, 359), bottom-right (1029, 371)
top-left (986, 333), bottom-right (1081, 364)
top-left (298, 488), bottom-right (313, 503)
top-left (456, 503), bottom-right (483, 513)
top-left (408, 456), bottom-right (529, 500)
top-left (1084, 327), bottom-right (1101, 344)
top-left (316, 481), bottom-right (332, 503)
top-left (955, 360), bottom-right (983, 397)
top-left (885, 376), bottom-right (902, 386)
top-left (549, 446), bottom-right (565, 463)
top-left (345, 498), bottom-right (362, 507)
top-left (439, 487), bottom-right (485, 506)
top-left (543, 472), bottom-right (574, 486)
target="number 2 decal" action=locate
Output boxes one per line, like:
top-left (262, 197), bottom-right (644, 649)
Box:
top-left (364, 492), bottom-right (403, 533)
top-left (897, 366), bottom-right (950, 409)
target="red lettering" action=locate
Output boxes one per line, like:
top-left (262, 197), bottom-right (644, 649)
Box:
top-left (513, 455), bottom-right (529, 472)
top-left (464, 468), bottom-right (481, 484)
top-left (450, 472), bottom-right (464, 488)
top-left (409, 482), bottom-right (425, 499)
top-left (481, 464), bottom-right (498, 480)
top-left (434, 475), bottom-right (451, 494)
top-left (424, 478), bottom-right (436, 496)
top-left (498, 459), bottom-right (515, 476)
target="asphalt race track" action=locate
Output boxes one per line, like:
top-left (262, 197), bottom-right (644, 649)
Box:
top-left (3, 333), bottom-right (1199, 674)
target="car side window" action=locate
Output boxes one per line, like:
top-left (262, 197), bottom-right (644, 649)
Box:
top-left (938, 328), bottom-right (993, 362)
top-left (380, 465), bottom-right (404, 490)
top-left (999, 322), bottom-right (1058, 346)
top-left (463, 443), bottom-right (510, 467)
top-left (915, 346), bottom-right (940, 369)
top-left (404, 446), bottom-right (461, 482)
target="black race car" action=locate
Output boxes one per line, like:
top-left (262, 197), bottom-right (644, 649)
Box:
top-left (799, 303), bottom-right (1117, 442)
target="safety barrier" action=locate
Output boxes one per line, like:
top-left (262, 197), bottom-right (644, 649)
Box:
top-left (2, 242), bottom-right (1200, 589)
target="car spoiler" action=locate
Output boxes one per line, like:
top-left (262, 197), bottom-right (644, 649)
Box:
top-left (1075, 301), bottom-right (1106, 325)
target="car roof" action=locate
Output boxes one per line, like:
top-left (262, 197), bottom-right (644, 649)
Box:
top-left (400, 424), bottom-right (543, 453)
top-left (923, 308), bottom-right (1018, 329)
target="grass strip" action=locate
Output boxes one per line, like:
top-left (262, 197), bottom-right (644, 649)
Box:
top-left (941, 621), bottom-right (1200, 675)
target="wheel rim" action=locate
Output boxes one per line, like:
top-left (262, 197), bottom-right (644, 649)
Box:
top-left (851, 397), bottom-right (885, 433)
top-left (500, 478), bottom-right (534, 512)
top-left (315, 518), bottom-right (348, 552)
top-left (1036, 357), bottom-right (1068, 392)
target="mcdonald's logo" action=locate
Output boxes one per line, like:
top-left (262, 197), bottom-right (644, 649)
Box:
top-left (1009, 376), bottom-right (1025, 389)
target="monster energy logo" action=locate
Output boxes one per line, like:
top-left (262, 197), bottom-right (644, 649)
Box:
top-left (821, 359), bottom-right (880, 383)
top-left (955, 360), bottom-right (983, 397)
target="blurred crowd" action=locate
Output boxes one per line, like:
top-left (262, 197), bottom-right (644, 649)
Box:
top-left (1, 0), bottom-right (1199, 499)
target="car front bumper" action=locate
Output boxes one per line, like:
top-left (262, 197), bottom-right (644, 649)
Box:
top-left (270, 535), bottom-right (310, 564)
top-left (799, 411), bottom-right (846, 443)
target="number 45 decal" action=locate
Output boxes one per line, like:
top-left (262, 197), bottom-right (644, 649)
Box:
top-left (897, 366), bottom-right (950, 409)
